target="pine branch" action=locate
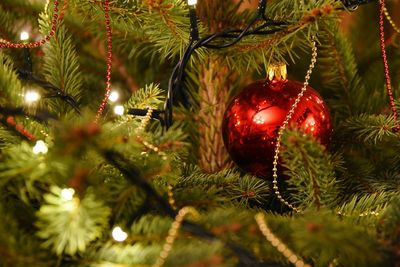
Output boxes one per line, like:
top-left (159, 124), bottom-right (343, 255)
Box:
top-left (175, 167), bottom-right (270, 207)
top-left (291, 210), bottom-right (383, 267)
top-left (338, 114), bottom-right (398, 144)
top-left (39, 16), bottom-right (83, 117)
top-left (281, 129), bottom-right (339, 210)
top-left (124, 83), bottom-right (164, 110)
top-left (0, 52), bottom-right (24, 106)
top-left (0, 202), bottom-right (54, 267)
top-left (99, 148), bottom-right (271, 266)
top-left (379, 196), bottom-right (400, 247)
top-left (317, 26), bottom-right (387, 121)
top-left (337, 192), bottom-right (391, 227)
top-left (36, 186), bottom-right (111, 256)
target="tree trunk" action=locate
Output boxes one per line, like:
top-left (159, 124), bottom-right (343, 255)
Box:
top-left (198, 57), bottom-right (233, 173)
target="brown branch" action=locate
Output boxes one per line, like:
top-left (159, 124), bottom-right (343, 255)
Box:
top-left (237, 4), bottom-right (334, 52)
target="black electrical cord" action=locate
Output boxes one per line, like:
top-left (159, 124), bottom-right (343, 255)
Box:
top-left (339, 0), bottom-right (376, 10)
top-left (163, 0), bottom-right (278, 128)
top-left (17, 48), bottom-right (82, 115)
top-left (101, 148), bottom-right (284, 267)
top-left (129, 0), bottom-right (375, 128)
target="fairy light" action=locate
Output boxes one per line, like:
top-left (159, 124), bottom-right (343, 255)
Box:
top-left (24, 90), bottom-right (41, 103)
top-left (60, 188), bottom-right (75, 201)
top-left (32, 140), bottom-right (48, 154)
top-left (112, 226), bottom-right (128, 242)
top-left (20, 31), bottom-right (30, 41)
top-left (187, 0), bottom-right (197, 5)
top-left (108, 91), bottom-right (120, 102)
top-left (114, 105), bottom-right (125, 116)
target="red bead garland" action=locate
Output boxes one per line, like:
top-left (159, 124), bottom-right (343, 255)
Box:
top-left (0, 1), bottom-right (60, 49)
top-left (5, 116), bottom-right (36, 141)
top-left (95, 0), bottom-right (113, 122)
top-left (379, 0), bottom-right (399, 131)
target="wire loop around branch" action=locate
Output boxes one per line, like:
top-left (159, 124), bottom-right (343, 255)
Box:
top-left (161, 0), bottom-right (373, 129)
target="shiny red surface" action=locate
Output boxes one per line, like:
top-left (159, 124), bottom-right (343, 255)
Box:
top-left (222, 79), bottom-right (332, 178)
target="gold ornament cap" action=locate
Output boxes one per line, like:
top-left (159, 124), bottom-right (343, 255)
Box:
top-left (267, 63), bottom-right (287, 81)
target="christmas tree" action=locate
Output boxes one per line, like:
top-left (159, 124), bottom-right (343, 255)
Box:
top-left (0, 0), bottom-right (399, 266)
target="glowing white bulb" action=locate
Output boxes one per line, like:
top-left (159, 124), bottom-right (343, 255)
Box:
top-left (25, 90), bottom-right (41, 103)
top-left (114, 105), bottom-right (125, 116)
top-left (61, 188), bottom-right (75, 201)
top-left (112, 226), bottom-right (128, 242)
top-left (20, 31), bottom-right (30, 41)
top-left (108, 91), bottom-right (120, 102)
top-left (188, 0), bottom-right (197, 5)
top-left (32, 140), bottom-right (48, 154)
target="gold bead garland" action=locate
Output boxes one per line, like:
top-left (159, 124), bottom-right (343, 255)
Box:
top-left (337, 210), bottom-right (380, 217)
top-left (383, 6), bottom-right (400, 34)
top-left (136, 107), bottom-right (154, 133)
top-left (167, 184), bottom-right (177, 210)
top-left (269, 42), bottom-right (383, 218)
top-left (24, 116), bottom-right (50, 139)
top-left (271, 39), bottom-right (318, 213)
top-left (136, 107), bottom-right (168, 160)
top-left (153, 208), bottom-right (379, 267)
top-left (255, 213), bottom-right (311, 267)
top-left (152, 207), bottom-right (200, 267)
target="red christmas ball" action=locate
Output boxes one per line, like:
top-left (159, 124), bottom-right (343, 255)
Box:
top-left (222, 78), bottom-right (332, 178)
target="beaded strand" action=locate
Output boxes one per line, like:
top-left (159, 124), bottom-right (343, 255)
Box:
top-left (271, 39), bottom-right (318, 213)
top-left (0, 1), bottom-right (60, 49)
top-left (95, 0), bottom-right (114, 121)
top-left (378, 0), bottom-right (399, 131)
top-left (255, 213), bottom-right (311, 267)
top-left (152, 207), bottom-right (200, 267)
top-left (383, 6), bottom-right (400, 34)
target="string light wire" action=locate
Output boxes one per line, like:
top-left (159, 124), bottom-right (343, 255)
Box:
top-left (162, 0), bottom-right (372, 128)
